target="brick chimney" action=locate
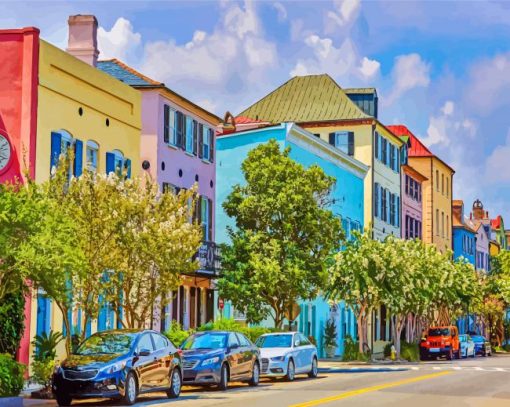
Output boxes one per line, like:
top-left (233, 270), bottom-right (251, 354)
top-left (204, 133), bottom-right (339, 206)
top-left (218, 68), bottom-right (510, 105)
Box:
top-left (66, 15), bottom-right (99, 66)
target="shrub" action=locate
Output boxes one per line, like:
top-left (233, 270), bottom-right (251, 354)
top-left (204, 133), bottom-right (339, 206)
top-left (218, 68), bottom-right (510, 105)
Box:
top-left (164, 321), bottom-right (192, 347)
top-left (0, 353), bottom-right (25, 397)
top-left (196, 318), bottom-right (273, 343)
top-left (31, 358), bottom-right (55, 388)
top-left (0, 290), bottom-right (26, 356)
top-left (323, 319), bottom-right (337, 348)
top-left (32, 330), bottom-right (63, 361)
top-left (342, 335), bottom-right (368, 361)
top-left (400, 341), bottom-right (419, 362)
top-left (503, 344), bottom-right (510, 352)
top-left (383, 342), bottom-right (392, 358)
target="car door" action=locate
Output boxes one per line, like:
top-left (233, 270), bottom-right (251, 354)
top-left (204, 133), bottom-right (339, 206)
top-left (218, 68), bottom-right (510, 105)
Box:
top-left (151, 333), bottom-right (174, 388)
top-left (133, 333), bottom-right (158, 391)
top-left (236, 333), bottom-right (254, 379)
top-left (291, 334), bottom-right (304, 372)
top-left (298, 334), bottom-right (314, 372)
top-left (226, 333), bottom-right (242, 380)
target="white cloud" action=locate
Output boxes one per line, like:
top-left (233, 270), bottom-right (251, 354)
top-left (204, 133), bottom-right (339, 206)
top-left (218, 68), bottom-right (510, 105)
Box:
top-left (289, 34), bottom-right (379, 83)
top-left (385, 53), bottom-right (430, 105)
top-left (441, 100), bottom-right (454, 116)
top-left (272, 2), bottom-right (287, 22)
top-left (97, 17), bottom-right (141, 61)
top-left (327, 0), bottom-right (361, 28)
top-left (484, 130), bottom-right (510, 184)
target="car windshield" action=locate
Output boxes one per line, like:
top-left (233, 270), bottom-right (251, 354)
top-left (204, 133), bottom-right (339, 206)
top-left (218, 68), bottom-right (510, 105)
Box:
top-left (428, 328), bottom-right (450, 336)
top-left (471, 336), bottom-right (485, 342)
top-left (181, 333), bottom-right (226, 350)
top-left (256, 335), bottom-right (293, 348)
top-left (75, 332), bottom-right (136, 355)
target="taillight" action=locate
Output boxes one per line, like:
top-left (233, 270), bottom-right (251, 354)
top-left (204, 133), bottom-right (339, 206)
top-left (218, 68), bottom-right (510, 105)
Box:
top-left (177, 349), bottom-right (183, 356)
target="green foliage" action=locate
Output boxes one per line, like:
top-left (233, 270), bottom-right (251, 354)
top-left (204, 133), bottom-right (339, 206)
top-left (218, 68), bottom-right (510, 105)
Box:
top-left (32, 330), bottom-right (63, 362)
top-left (0, 353), bottom-right (25, 397)
top-left (323, 319), bottom-right (337, 348)
top-left (0, 289), bottom-right (25, 356)
top-left (31, 358), bottom-right (55, 387)
top-left (218, 140), bottom-right (343, 328)
top-left (196, 318), bottom-right (272, 343)
top-left (164, 322), bottom-right (193, 347)
top-left (384, 341), bottom-right (419, 361)
top-left (341, 335), bottom-right (368, 361)
top-left (308, 336), bottom-right (317, 347)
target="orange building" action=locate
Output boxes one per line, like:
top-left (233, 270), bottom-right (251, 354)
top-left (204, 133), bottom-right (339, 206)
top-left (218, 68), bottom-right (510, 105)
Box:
top-left (388, 125), bottom-right (454, 253)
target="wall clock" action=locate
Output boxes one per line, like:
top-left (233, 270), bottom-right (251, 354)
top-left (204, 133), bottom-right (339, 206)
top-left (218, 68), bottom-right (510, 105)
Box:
top-left (0, 133), bottom-right (13, 173)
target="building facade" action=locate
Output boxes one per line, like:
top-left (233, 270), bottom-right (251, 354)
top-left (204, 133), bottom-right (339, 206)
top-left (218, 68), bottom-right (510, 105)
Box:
top-left (468, 200), bottom-right (492, 273)
top-left (452, 200), bottom-right (476, 265)
top-left (389, 125), bottom-right (454, 253)
top-left (0, 16), bottom-right (142, 366)
top-left (97, 60), bottom-right (221, 331)
top-left (238, 74), bottom-right (404, 241)
top-left (215, 122), bottom-right (367, 358)
top-left (401, 164), bottom-right (426, 240)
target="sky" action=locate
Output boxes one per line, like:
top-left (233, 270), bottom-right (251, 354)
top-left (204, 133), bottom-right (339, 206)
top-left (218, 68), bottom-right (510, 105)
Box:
top-left (2, 0), bottom-right (510, 224)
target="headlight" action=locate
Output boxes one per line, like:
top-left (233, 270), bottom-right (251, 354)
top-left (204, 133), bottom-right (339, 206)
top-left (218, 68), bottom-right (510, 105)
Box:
top-left (101, 361), bottom-right (126, 374)
top-left (201, 357), bottom-right (220, 366)
top-left (270, 356), bottom-right (285, 362)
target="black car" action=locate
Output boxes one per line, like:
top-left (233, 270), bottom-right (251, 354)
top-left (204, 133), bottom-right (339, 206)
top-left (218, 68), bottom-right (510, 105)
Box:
top-left (52, 329), bottom-right (182, 406)
top-left (180, 331), bottom-right (260, 390)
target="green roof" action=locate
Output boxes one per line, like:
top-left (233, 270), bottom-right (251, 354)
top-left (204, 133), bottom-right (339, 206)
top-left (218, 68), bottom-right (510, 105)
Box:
top-left (343, 87), bottom-right (377, 95)
top-left (238, 74), bottom-right (370, 123)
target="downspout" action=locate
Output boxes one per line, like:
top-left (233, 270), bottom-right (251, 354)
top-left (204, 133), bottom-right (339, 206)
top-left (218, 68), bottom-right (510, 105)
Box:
top-left (430, 159), bottom-right (433, 244)
top-left (371, 122), bottom-right (376, 353)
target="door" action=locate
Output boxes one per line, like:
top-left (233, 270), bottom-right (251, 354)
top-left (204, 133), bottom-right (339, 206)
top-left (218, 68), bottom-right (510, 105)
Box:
top-left (297, 334), bottom-right (313, 372)
top-left (133, 333), bottom-right (158, 390)
top-left (151, 333), bottom-right (174, 387)
top-left (226, 333), bottom-right (242, 379)
top-left (291, 334), bottom-right (304, 372)
top-left (236, 333), bottom-right (253, 378)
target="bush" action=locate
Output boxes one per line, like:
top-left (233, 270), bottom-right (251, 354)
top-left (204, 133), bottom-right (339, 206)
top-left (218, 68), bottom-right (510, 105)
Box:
top-left (31, 330), bottom-right (63, 361)
top-left (383, 341), bottom-right (419, 362)
top-left (164, 321), bottom-right (193, 347)
top-left (342, 335), bottom-right (368, 361)
top-left (0, 290), bottom-right (26, 356)
top-left (503, 344), bottom-right (510, 352)
top-left (196, 318), bottom-right (273, 343)
top-left (31, 358), bottom-right (55, 388)
top-left (0, 353), bottom-right (25, 397)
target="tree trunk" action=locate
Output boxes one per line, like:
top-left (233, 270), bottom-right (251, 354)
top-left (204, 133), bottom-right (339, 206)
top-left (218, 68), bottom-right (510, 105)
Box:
top-left (58, 304), bottom-right (72, 357)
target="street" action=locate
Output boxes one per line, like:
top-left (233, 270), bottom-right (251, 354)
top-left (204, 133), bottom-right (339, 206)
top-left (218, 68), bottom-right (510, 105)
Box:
top-left (26, 354), bottom-right (510, 407)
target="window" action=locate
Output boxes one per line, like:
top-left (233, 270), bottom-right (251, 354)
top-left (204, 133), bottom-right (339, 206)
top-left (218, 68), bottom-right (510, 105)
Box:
top-left (405, 175), bottom-right (409, 196)
top-left (390, 145), bottom-right (397, 171)
top-left (441, 174), bottom-right (444, 195)
top-left (202, 126), bottom-right (212, 161)
top-left (446, 215), bottom-right (449, 239)
top-left (436, 170), bottom-right (439, 191)
top-left (164, 105), bottom-right (177, 146)
top-left (436, 209), bottom-right (439, 235)
top-left (200, 197), bottom-right (213, 241)
top-left (375, 132), bottom-right (380, 159)
top-left (329, 131), bottom-right (354, 156)
top-left (151, 333), bottom-right (169, 351)
top-left (236, 333), bottom-right (251, 347)
top-left (381, 138), bottom-right (388, 165)
top-left (390, 193), bottom-right (396, 226)
top-left (374, 183), bottom-right (380, 218)
top-left (228, 333), bottom-right (239, 348)
top-left (441, 211), bottom-right (445, 238)
top-left (112, 150), bottom-right (125, 177)
top-left (381, 188), bottom-right (387, 222)
top-left (446, 178), bottom-right (449, 197)
top-left (50, 131), bottom-right (82, 180)
top-left (185, 116), bottom-right (194, 153)
top-left (162, 182), bottom-right (181, 195)
top-left (136, 334), bottom-right (154, 353)
top-left (86, 141), bottom-right (99, 173)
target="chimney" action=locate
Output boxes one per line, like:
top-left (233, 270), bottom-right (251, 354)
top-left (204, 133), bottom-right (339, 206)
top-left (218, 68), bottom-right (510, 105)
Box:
top-left (66, 15), bottom-right (99, 67)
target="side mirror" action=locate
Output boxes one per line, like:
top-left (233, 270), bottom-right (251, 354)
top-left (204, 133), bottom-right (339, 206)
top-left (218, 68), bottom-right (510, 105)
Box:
top-left (294, 340), bottom-right (300, 347)
top-left (138, 348), bottom-right (151, 357)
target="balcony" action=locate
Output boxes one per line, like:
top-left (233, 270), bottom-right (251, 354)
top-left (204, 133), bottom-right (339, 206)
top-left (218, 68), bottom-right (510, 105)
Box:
top-left (195, 241), bottom-right (221, 277)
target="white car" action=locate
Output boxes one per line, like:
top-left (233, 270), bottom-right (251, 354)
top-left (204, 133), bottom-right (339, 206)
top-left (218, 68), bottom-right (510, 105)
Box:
top-left (255, 332), bottom-right (318, 381)
top-left (459, 334), bottom-right (475, 358)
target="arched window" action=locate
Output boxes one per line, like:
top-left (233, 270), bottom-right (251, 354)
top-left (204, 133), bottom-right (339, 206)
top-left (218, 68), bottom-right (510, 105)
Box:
top-left (86, 140), bottom-right (99, 173)
top-left (112, 149), bottom-right (125, 177)
top-left (50, 130), bottom-right (80, 179)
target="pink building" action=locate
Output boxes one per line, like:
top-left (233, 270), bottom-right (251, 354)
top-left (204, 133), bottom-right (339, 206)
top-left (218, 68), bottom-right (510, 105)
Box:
top-left (98, 59), bottom-right (221, 331)
top-left (401, 164), bottom-right (427, 239)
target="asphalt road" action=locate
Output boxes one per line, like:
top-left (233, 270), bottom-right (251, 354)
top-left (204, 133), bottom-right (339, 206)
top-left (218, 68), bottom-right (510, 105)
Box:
top-left (26, 354), bottom-right (510, 407)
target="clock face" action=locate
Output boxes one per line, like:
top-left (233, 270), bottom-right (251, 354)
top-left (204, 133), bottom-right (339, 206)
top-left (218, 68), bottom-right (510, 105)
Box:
top-left (0, 134), bottom-right (12, 171)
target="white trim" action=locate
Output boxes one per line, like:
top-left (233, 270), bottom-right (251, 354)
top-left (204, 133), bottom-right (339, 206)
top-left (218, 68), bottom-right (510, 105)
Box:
top-left (286, 123), bottom-right (369, 179)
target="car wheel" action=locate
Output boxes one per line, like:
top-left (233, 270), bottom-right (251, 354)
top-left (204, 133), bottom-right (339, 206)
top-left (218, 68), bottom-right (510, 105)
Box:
top-left (456, 349), bottom-right (461, 359)
top-left (471, 350), bottom-right (475, 358)
top-left (308, 357), bottom-right (318, 378)
top-left (285, 359), bottom-right (295, 382)
top-left (249, 361), bottom-right (260, 386)
top-left (167, 368), bottom-right (182, 399)
top-left (123, 372), bottom-right (137, 405)
top-left (218, 363), bottom-right (229, 391)
top-left (56, 393), bottom-right (72, 406)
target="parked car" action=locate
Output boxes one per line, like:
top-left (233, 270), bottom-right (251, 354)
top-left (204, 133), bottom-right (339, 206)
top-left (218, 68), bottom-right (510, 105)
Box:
top-left (180, 331), bottom-right (260, 390)
top-left (471, 335), bottom-right (492, 356)
top-left (255, 332), bottom-right (318, 381)
top-left (459, 334), bottom-right (475, 358)
top-left (420, 326), bottom-right (460, 360)
top-left (52, 329), bottom-right (182, 406)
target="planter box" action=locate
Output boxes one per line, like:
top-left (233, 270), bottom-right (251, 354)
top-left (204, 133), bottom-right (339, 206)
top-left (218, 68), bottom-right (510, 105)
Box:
top-left (0, 397), bottom-right (23, 407)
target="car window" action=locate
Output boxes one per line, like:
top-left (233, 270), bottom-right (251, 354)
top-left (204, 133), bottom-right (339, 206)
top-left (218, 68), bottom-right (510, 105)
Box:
top-left (236, 333), bottom-right (251, 347)
top-left (298, 334), bottom-right (311, 346)
top-left (428, 328), bottom-right (450, 336)
top-left (228, 333), bottom-right (240, 348)
top-left (137, 334), bottom-right (154, 353)
top-left (256, 335), bottom-right (293, 348)
top-left (181, 333), bottom-right (226, 350)
top-left (75, 332), bottom-right (136, 356)
top-left (152, 333), bottom-right (170, 351)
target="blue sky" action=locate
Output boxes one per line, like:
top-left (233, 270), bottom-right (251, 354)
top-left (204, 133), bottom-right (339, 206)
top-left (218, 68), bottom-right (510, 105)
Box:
top-left (2, 0), bottom-right (510, 224)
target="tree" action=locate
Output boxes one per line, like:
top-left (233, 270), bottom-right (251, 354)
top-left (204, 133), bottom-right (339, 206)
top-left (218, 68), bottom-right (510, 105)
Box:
top-left (218, 140), bottom-right (343, 328)
top-left (328, 230), bottom-right (385, 354)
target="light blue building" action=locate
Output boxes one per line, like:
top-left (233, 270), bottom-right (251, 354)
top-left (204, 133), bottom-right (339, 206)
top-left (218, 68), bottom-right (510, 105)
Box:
top-left (215, 122), bottom-right (368, 357)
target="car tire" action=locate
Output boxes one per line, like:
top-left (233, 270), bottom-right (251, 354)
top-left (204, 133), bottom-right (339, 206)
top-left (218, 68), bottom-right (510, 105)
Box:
top-left (456, 349), bottom-right (461, 359)
top-left (123, 372), bottom-right (137, 405)
top-left (285, 359), bottom-right (295, 382)
top-left (167, 368), bottom-right (182, 399)
top-left (56, 393), bottom-right (72, 406)
top-left (249, 361), bottom-right (260, 386)
top-left (308, 357), bottom-right (318, 378)
top-left (218, 363), bottom-right (229, 391)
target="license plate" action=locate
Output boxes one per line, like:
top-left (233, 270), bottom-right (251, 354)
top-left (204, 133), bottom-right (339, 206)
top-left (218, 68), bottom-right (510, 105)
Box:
top-left (429, 348), bottom-right (440, 352)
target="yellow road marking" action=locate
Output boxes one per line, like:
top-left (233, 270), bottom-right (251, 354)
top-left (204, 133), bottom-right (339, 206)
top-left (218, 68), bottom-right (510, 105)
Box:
top-left (289, 371), bottom-right (453, 407)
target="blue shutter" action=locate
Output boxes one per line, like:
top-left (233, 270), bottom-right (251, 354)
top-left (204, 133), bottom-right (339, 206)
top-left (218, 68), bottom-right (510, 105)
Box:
top-left (163, 105), bottom-right (170, 143)
top-left (378, 135), bottom-right (383, 162)
top-left (74, 139), bottom-right (83, 177)
top-left (396, 146), bottom-right (400, 172)
top-left (106, 152), bottom-right (115, 174)
top-left (347, 132), bottom-right (354, 156)
top-left (50, 132), bottom-right (62, 170)
top-left (386, 141), bottom-right (391, 167)
top-left (36, 294), bottom-right (50, 336)
top-left (328, 132), bottom-right (336, 146)
top-left (396, 196), bottom-right (400, 227)
top-left (125, 158), bottom-right (132, 179)
top-left (374, 183), bottom-right (379, 218)
top-left (386, 190), bottom-right (391, 223)
top-left (374, 132), bottom-right (379, 159)
top-left (98, 297), bottom-right (107, 332)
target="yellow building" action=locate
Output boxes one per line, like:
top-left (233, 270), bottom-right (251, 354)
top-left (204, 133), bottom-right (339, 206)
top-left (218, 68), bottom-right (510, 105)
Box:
top-left (388, 125), bottom-right (454, 253)
top-left (26, 15), bottom-right (141, 364)
top-left (239, 75), bottom-right (405, 241)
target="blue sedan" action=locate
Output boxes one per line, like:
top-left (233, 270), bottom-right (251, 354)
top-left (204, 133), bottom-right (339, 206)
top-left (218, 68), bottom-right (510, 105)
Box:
top-left (180, 331), bottom-right (260, 390)
top-left (471, 335), bottom-right (492, 356)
